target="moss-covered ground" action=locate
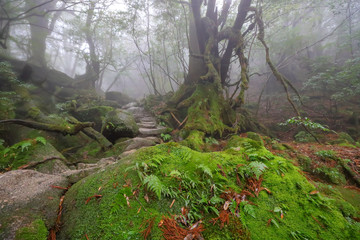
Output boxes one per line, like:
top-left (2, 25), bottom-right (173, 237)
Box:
top-left (15, 219), bottom-right (48, 240)
top-left (59, 136), bottom-right (360, 240)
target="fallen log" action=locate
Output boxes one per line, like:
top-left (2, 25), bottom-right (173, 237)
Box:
top-left (0, 119), bottom-right (94, 135)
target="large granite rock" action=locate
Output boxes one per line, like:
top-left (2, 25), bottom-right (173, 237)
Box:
top-left (102, 109), bottom-right (139, 143)
top-left (0, 170), bottom-right (69, 240)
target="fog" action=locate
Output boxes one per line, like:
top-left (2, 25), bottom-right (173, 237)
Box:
top-left (1, 0), bottom-right (359, 106)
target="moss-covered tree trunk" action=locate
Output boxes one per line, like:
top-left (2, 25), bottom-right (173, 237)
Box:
top-left (168, 0), bottom-right (260, 137)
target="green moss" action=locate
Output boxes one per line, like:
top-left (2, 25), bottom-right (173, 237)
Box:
top-left (28, 107), bottom-right (41, 119)
top-left (313, 166), bottom-right (347, 185)
top-left (338, 143), bottom-right (358, 148)
top-left (272, 143), bottom-right (287, 150)
top-left (15, 219), bottom-right (48, 240)
top-left (60, 138), bottom-right (360, 240)
top-left (74, 140), bottom-right (102, 162)
top-left (72, 106), bottom-right (113, 131)
top-left (184, 84), bottom-right (232, 136)
top-left (180, 130), bottom-right (205, 151)
top-left (246, 132), bottom-right (264, 146)
top-left (338, 132), bottom-right (356, 144)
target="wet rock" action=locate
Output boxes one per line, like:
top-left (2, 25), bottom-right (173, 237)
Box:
top-left (62, 168), bottom-right (101, 184)
top-left (71, 106), bottom-right (113, 131)
top-left (138, 122), bottom-right (157, 128)
top-left (122, 102), bottom-right (138, 109)
top-left (139, 127), bottom-right (167, 136)
top-left (102, 109), bottom-right (139, 143)
top-left (0, 170), bottom-right (68, 240)
top-left (36, 159), bottom-right (70, 175)
top-left (123, 137), bottom-right (160, 151)
top-left (118, 149), bottom-right (137, 158)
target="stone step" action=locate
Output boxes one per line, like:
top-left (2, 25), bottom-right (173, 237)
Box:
top-left (139, 127), bottom-right (167, 136)
top-left (140, 117), bottom-right (156, 122)
top-left (122, 102), bottom-right (138, 109)
top-left (138, 122), bottom-right (157, 128)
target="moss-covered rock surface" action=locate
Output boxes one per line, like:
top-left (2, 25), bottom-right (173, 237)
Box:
top-left (59, 137), bottom-right (360, 239)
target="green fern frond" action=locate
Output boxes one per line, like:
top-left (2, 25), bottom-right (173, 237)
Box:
top-left (197, 164), bottom-right (213, 178)
top-left (35, 137), bottom-right (47, 145)
top-left (242, 201), bottom-right (256, 218)
top-left (169, 170), bottom-right (182, 178)
top-left (248, 161), bottom-right (267, 179)
top-left (143, 175), bottom-right (165, 199)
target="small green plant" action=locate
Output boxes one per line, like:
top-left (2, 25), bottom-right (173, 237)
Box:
top-left (160, 133), bottom-right (172, 142)
top-left (205, 137), bottom-right (219, 145)
top-left (237, 161), bottom-right (268, 179)
top-left (290, 230), bottom-right (313, 240)
top-left (143, 174), bottom-right (165, 199)
top-left (280, 117), bottom-right (331, 132)
top-left (0, 137), bottom-right (47, 171)
top-left (315, 150), bottom-right (336, 160)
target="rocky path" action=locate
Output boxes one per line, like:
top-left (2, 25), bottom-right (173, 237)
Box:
top-left (0, 102), bottom-right (168, 239)
top-left (118, 102), bottom-right (167, 157)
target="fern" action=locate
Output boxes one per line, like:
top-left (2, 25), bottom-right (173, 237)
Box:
top-left (143, 175), bottom-right (166, 199)
top-left (197, 164), bottom-right (213, 178)
top-left (169, 170), bottom-right (182, 178)
top-left (243, 142), bottom-right (257, 153)
top-left (172, 148), bottom-right (192, 162)
top-left (35, 137), bottom-right (47, 145)
top-left (242, 201), bottom-right (256, 218)
top-left (271, 219), bottom-right (280, 228)
top-left (148, 155), bottom-right (165, 169)
top-left (248, 161), bottom-right (267, 179)
top-left (290, 230), bottom-right (312, 240)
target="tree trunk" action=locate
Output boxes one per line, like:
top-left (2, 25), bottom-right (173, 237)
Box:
top-left (167, 0), bottom-right (269, 139)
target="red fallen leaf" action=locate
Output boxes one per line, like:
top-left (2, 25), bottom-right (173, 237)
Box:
top-left (181, 207), bottom-right (188, 216)
top-left (263, 187), bottom-right (272, 195)
top-left (17, 164), bottom-right (30, 169)
top-left (85, 195), bottom-right (102, 204)
top-left (309, 190), bottom-right (319, 195)
top-left (51, 185), bottom-right (69, 190)
top-left (85, 233), bottom-right (90, 240)
top-left (266, 218), bottom-right (272, 227)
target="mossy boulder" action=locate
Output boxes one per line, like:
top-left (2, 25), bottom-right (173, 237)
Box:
top-left (59, 139), bottom-right (359, 240)
top-left (0, 170), bottom-right (68, 240)
top-left (0, 137), bottom-right (65, 171)
top-left (15, 219), bottom-right (48, 240)
top-left (72, 106), bottom-right (114, 131)
top-left (101, 109), bottom-right (139, 143)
